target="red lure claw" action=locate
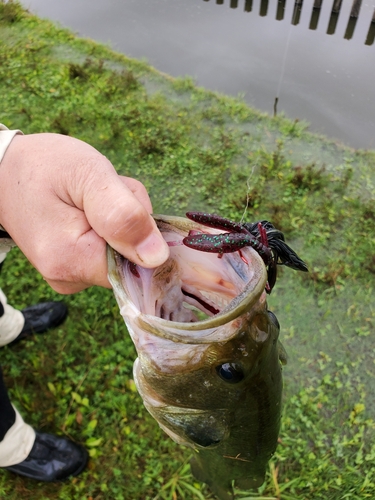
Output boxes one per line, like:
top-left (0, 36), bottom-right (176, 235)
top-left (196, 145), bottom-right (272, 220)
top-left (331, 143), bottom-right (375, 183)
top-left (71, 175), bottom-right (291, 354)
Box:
top-left (257, 222), bottom-right (269, 248)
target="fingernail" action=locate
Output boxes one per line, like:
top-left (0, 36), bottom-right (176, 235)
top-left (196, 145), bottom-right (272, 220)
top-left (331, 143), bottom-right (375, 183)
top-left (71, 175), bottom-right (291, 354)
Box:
top-left (135, 232), bottom-right (170, 267)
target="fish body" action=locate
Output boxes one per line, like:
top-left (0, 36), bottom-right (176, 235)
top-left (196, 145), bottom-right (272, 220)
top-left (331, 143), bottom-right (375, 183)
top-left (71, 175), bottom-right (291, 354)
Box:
top-left (107, 214), bottom-right (284, 499)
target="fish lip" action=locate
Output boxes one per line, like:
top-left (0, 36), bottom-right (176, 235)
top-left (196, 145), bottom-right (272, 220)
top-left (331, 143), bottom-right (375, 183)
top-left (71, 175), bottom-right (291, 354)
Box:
top-left (107, 214), bottom-right (268, 344)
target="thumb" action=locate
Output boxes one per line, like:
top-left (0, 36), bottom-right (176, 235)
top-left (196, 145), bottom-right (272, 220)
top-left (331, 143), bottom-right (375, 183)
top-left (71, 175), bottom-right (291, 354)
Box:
top-left (83, 171), bottom-right (170, 268)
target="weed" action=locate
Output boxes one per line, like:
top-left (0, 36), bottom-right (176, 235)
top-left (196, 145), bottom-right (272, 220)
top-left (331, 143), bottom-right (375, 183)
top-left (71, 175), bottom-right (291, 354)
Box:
top-left (0, 0), bottom-right (24, 23)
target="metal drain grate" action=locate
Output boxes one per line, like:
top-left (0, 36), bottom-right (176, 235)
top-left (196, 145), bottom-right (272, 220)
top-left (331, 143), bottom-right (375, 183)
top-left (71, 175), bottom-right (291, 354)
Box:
top-left (203, 0), bottom-right (375, 45)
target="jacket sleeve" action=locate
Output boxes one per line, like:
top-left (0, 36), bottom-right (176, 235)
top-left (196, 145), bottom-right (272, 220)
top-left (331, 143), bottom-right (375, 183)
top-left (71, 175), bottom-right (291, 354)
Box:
top-left (0, 123), bottom-right (23, 163)
top-left (0, 124), bottom-right (22, 254)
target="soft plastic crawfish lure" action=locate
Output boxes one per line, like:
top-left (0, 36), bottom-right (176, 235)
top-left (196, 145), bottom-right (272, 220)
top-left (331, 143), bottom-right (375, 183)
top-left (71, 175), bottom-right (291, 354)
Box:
top-left (183, 212), bottom-right (308, 293)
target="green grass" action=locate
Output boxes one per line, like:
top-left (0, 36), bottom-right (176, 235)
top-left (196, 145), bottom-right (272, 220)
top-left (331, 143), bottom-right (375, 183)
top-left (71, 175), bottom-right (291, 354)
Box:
top-left (0, 1), bottom-right (375, 499)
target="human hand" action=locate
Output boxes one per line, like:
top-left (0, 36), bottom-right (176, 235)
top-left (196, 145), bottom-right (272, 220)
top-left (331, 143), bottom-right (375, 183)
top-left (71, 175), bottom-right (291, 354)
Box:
top-left (0, 133), bottom-right (169, 293)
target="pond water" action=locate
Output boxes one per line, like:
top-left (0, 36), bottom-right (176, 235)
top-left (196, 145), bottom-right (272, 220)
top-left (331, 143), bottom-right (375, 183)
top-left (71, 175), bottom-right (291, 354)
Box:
top-left (21, 0), bottom-right (375, 150)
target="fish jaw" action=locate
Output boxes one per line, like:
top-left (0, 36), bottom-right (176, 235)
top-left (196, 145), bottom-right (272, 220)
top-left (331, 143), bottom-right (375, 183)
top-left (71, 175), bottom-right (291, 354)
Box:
top-left (107, 214), bottom-right (282, 497)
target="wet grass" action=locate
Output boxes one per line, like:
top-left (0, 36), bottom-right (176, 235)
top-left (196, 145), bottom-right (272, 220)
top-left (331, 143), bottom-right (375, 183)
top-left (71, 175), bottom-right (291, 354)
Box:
top-left (0, 1), bottom-right (375, 499)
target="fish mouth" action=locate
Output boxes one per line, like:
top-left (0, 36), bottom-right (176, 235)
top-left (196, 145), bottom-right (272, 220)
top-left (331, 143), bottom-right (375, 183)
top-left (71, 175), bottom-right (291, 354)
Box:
top-left (107, 214), bottom-right (267, 345)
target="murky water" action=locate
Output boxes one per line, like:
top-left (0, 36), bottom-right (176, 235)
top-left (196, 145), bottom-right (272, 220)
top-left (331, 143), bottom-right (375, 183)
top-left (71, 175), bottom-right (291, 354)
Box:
top-left (21, 0), bottom-right (375, 150)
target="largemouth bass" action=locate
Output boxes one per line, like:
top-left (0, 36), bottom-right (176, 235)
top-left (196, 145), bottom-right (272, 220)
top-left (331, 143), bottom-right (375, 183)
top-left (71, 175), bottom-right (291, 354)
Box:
top-left (107, 214), bottom-right (288, 500)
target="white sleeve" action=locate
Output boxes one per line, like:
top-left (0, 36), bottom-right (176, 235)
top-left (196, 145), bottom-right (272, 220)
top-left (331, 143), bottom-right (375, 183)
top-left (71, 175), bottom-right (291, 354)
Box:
top-left (0, 123), bottom-right (23, 163)
top-left (0, 124), bottom-right (21, 248)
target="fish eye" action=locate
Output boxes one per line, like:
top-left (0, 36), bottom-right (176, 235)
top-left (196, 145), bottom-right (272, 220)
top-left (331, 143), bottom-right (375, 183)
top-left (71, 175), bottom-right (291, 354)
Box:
top-left (267, 310), bottom-right (280, 329)
top-left (216, 362), bottom-right (244, 383)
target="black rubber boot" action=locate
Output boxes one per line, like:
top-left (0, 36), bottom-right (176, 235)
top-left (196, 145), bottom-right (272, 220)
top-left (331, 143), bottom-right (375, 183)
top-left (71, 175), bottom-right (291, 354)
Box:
top-left (11, 302), bottom-right (68, 343)
top-left (3, 431), bottom-right (88, 481)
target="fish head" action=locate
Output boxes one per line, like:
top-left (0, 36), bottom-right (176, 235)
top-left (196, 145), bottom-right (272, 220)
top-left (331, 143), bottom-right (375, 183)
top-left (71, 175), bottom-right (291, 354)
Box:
top-left (108, 214), bottom-right (283, 498)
